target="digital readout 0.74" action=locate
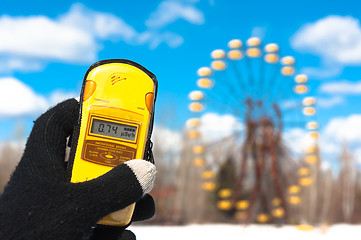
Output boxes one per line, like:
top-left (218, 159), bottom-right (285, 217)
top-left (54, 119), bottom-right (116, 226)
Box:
top-left (90, 118), bottom-right (138, 142)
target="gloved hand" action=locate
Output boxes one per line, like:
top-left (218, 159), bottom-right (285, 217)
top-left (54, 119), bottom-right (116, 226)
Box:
top-left (0, 99), bottom-right (156, 240)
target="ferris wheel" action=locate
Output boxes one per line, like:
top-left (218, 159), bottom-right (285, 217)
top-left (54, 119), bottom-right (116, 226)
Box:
top-left (185, 37), bottom-right (322, 225)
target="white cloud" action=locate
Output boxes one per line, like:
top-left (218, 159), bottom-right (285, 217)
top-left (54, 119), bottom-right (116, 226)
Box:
top-left (146, 1), bottom-right (204, 28)
top-left (280, 99), bottom-right (301, 109)
top-left (198, 113), bottom-right (244, 143)
top-left (300, 65), bottom-right (342, 79)
top-left (0, 77), bottom-right (48, 117)
top-left (0, 3), bottom-right (143, 66)
top-left (291, 15), bottom-right (361, 65)
top-left (320, 80), bottom-right (361, 94)
top-left (321, 160), bottom-right (331, 171)
top-left (0, 2), bottom-right (200, 73)
top-left (59, 3), bottom-right (137, 41)
top-left (283, 128), bottom-right (315, 155)
top-left (280, 96), bottom-right (342, 111)
top-left (323, 114), bottom-right (361, 143)
top-left (0, 14), bottom-right (96, 64)
top-left (353, 148), bottom-right (361, 164)
top-left (251, 26), bottom-right (266, 40)
top-left (0, 77), bottom-right (77, 118)
top-left (49, 91), bottom-right (78, 106)
top-left (317, 96), bottom-right (344, 108)
top-left (157, 32), bottom-right (184, 48)
top-left (282, 123), bottom-right (358, 168)
top-left (320, 139), bottom-right (340, 155)
top-left (152, 125), bottom-right (183, 153)
top-left (0, 57), bottom-right (43, 73)
top-left (137, 31), bottom-right (184, 49)
top-left (321, 115), bottom-right (361, 167)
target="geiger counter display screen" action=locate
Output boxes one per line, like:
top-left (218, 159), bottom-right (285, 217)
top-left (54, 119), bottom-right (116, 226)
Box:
top-left (91, 118), bottom-right (137, 142)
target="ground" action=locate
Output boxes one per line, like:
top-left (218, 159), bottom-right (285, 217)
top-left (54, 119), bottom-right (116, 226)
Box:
top-left (129, 224), bottom-right (361, 240)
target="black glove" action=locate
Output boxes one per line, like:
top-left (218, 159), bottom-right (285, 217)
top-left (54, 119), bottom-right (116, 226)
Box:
top-left (0, 99), bottom-right (156, 240)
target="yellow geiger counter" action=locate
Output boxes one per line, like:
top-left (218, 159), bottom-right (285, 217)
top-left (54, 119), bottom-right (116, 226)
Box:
top-left (68, 59), bottom-right (157, 226)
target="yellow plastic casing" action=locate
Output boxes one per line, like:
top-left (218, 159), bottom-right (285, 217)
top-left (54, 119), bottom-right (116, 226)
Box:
top-left (70, 60), bottom-right (156, 226)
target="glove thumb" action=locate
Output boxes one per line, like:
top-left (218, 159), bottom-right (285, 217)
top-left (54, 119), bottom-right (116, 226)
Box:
top-left (123, 160), bottom-right (156, 195)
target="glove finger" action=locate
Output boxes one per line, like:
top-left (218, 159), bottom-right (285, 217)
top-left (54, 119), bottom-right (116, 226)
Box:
top-left (119, 230), bottom-right (136, 240)
top-left (89, 225), bottom-right (127, 240)
top-left (72, 160), bottom-right (156, 222)
top-left (20, 99), bottom-right (79, 180)
top-left (132, 194), bottom-right (155, 222)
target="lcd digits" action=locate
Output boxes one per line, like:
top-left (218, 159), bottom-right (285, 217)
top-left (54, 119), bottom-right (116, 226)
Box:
top-left (91, 118), bottom-right (137, 142)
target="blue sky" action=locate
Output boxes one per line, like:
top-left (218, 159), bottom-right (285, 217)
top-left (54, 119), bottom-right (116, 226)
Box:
top-left (1, 0), bottom-right (361, 169)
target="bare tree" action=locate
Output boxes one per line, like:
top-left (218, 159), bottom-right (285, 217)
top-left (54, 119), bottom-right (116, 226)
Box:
top-left (338, 144), bottom-right (357, 222)
top-left (0, 143), bottom-right (22, 193)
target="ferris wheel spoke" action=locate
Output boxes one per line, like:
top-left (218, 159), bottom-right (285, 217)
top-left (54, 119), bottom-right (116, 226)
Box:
top-left (205, 93), bottom-right (246, 115)
top-left (263, 66), bottom-right (281, 104)
top-left (258, 56), bottom-right (267, 97)
top-left (228, 60), bottom-right (250, 97)
top-left (245, 56), bottom-right (257, 97)
top-left (202, 131), bottom-right (243, 148)
top-left (206, 135), bottom-right (243, 167)
top-left (222, 63), bottom-right (250, 102)
top-left (212, 72), bottom-right (247, 107)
